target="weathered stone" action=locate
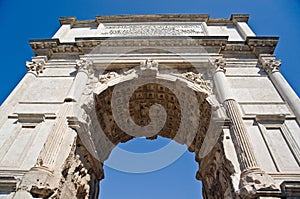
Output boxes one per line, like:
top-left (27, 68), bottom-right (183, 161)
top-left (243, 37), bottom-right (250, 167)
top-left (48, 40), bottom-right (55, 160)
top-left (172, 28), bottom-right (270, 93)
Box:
top-left (0, 14), bottom-right (299, 199)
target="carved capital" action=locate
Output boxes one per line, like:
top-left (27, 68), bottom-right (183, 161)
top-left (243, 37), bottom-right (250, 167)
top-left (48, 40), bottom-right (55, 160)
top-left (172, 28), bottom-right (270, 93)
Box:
top-left (210, 58), bottom-right (226, 73)
top-left (259, 54), bottom-right (281, 73)
top-left (76, 59), bottom-right (93, 74)
top-left (26, 60), bottom-right (45, 75)
top-left (239, 169), bottom-right (279, 198)
top-left (181, 72), bottom-right (211, 92)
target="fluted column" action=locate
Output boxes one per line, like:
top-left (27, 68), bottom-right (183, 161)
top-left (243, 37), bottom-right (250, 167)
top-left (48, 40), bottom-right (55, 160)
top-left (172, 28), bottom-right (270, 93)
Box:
top-left (37, 103), bottom-right (73, 168)
top-left (259, 54), bottom-right (300, 123)
top-left (65, 59), bottom-right (93, 102)
top-left (15, 59), bottom-right (94, 198)
top-left (212, 58), bottom-right (259, 172)
top-left (212, 58), bottom-right (277, 196)
top-left (224, 100), bottom-right (260, 169)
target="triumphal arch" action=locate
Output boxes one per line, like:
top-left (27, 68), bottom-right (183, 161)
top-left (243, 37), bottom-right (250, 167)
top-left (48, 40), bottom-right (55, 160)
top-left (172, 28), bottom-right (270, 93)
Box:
top-left (0, 14), bottom-right (300, 199)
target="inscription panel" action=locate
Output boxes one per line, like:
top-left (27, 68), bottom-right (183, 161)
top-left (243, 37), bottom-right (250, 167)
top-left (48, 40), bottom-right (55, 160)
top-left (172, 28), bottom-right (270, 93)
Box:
top-left (100, 23), bottom-right (206, 37)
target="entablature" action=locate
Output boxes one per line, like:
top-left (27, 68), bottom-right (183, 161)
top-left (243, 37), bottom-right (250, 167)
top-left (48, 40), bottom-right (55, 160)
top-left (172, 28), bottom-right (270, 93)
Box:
top-left (29, 36), bottom-right (278, 59)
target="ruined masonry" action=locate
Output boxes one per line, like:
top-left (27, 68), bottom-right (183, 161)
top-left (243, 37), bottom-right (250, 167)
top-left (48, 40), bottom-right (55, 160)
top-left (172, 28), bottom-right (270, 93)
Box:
top-left (0, 14), bottom-right (300, 199)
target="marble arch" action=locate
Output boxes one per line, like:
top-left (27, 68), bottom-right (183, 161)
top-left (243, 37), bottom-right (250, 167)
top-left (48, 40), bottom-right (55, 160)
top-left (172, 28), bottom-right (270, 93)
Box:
top-left (0, 14), bottom-right (300, 199)
top-left (65, 57), bottom-right (234, 198)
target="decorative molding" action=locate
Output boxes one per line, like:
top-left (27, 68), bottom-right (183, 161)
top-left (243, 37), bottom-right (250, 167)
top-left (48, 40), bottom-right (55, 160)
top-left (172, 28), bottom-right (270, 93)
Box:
top-left (75, 36), bottom-right (228, 49)
top-left (257, 119), bottom-right (300, 168)
top-left (246, 37), bottom-right (279, 55)
top-left (29, 36), bottom-right (279, 58)
top-left (281, 124), bottom-right (300, 166)
top-left (0, 176), bottom-right (17, 192)
top-left (246, 37), bottom-right (278, 48)
top-left (281, 181), bottom-right (300, 197)
top-left (30, 37), bottom-right (228, 56)
top-left (58, 14), bottom-right (251, 28)
top-left (255, 114), bottom-right (285, 123)
top-left (96, 14), bottom-right (210, 23)
top-left (230, 14), bottom-right (249, 23)
top-left (59, 17), bottom-right (76, 26)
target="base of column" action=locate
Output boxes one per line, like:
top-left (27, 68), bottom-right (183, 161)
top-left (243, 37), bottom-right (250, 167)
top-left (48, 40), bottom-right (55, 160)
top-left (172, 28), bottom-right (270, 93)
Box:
top-left (13, 136), bottom-right (102, 199)
top-left (16, 166), bottom-right (61, 198)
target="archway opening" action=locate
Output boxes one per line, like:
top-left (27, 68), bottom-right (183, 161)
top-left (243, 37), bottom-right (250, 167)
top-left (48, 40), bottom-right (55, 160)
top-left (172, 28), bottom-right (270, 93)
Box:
top-left (88, 70), bottom-right (214, 198)
top-left (99, 136), bottom-right (202, 199)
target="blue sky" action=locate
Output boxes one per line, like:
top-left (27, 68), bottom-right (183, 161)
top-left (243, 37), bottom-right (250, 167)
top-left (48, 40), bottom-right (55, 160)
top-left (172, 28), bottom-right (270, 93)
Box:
top-left (0, 0), bottom-right (299, 199)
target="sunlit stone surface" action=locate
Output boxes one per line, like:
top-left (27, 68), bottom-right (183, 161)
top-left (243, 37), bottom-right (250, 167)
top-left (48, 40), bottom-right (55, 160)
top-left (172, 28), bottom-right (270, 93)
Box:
top-left (0, 14), bottom-right (300, 199)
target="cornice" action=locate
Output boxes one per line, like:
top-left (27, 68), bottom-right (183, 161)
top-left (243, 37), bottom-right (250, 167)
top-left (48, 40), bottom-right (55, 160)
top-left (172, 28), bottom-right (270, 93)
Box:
top-left (30, 36), bottom-right (228, 57)
top-left (230, 14), bottom-right (249, 23)
top-left (58, 14), bottom-right (250, 28)
top-left (206, 14), bottom-right (249, 26)
top-left (29, 36), bottom-right (278, 58)
top-left (96, 14), bottom-right (210, 23)
top-left (30, 39), bottom-right (60, 49)
top-left (246, 36), bottom-right (279, 56)
top-left (59, 17), bottom-right (76, 26)
top-left (246, 36), bottom-right (279, 47)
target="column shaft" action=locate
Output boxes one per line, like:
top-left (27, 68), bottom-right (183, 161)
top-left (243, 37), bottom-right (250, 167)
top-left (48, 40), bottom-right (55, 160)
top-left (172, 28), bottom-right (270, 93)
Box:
top-left (270, 71), bottom-right (300, 123)
top-left (259, 54), bottom-right (300, 123)
top-left (213, 61), bottom-right (259, 172)
top-left (224, 99), bottom-right (259, 171)
top-left (65, 60), bottom-right (92, 102)
top-left (65, 70), bottom-right (89, 102)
